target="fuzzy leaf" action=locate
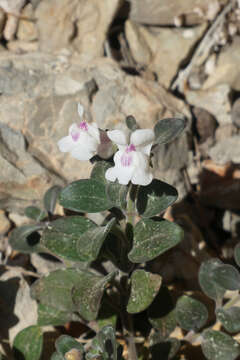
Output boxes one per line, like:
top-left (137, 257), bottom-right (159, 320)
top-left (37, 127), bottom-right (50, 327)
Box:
top-left (202, 330), bottom-right (240, 360)
top-left (127, 270), bottom-right (162, 313)
top-left (234, 243), bottom-right (240, 267)
top-left (55, 335), bottom-right (84, 357)
top-left (212, 264), bottom-right (240, 291)
top-left (137, 179), bottom-right (178, 218)
top-left (13, 325), bottom-right (43, 360)
top-left (37, 303), bottom-right (79, 326)
top-left (59, 179), bottom-right (112, 213)
top-left (24, 206), bottom-right (47, 221)
top-left (154, 117), bottom-right (186, 145)
top-left (128, 219), bottom-right (183, 263)
top-left (150, 334), bottom-right (180, 360)
top-left (126, 115), bottom-right (139, 131)
top-left (176, 295), bottom-right (208, 331)
top-left (76, 218), bottom-right (116, 262)
top-left (199, 259), bottom-right (226, 301)
top-left (86, 325), bottom-right (120, 360)
top-left (148, 287), bottom-right (176, 338)
top-left (105, 182), bottom-right (128, 209)
top-left (9, 224), bottom-right (45, 253)
top-left (91, 161), bottom-right (112, 183)
top-left (43, 185), bottom-right (62, 214)
top-left (72, 271), bottom-right (117, 321)
top-left (41, 216), bottom-right (97, 262)
top-left (216, 307), bottom-right (240, 333)
top-left (31, 268), bottom-right (88, 312)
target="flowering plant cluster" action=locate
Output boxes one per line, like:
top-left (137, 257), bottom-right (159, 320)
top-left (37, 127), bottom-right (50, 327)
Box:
top-left (8, 104), bottom-right (240, 360)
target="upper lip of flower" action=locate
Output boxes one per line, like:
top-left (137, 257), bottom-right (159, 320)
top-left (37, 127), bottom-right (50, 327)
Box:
top-left (57, 103), bottom-right (100, 161)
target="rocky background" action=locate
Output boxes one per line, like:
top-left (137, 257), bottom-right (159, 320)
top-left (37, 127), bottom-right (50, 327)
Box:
top-left (0, 0), bottom-right (240, 357)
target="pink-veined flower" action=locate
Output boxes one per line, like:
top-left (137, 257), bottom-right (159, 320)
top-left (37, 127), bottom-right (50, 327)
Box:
top-left (105, 129), bottom-right (155, 186)
top-left (58, 103), bottom-right (100, 161)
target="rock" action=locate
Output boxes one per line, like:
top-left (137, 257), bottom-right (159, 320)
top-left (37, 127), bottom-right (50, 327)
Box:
top-left (17, 3), bottom-right (38, 41)
top-left (203, 37), bottom-right (240, 91)
top-left (215, 124), bottom-right (236, 142)
top-left (7, 40), bottom-right (39, 53)
top-left (129, 0), bottom-right (223, 26)
top-left (186, 84), bottom-right (232, 125)
top-left (193, 107), bottom-right (217, 143)
top-left (36, 0), bottom-right (121, 59)
top-left (0, 52), bottom-right (190, 212)
top-left (152, 133), bottom-right (189, 200)
top-left (0, 7), bottom-right (5, 38)
top-left (125, 20), bottom-right (206, 88)
top-left (231, 97), bottom-right (240, 128)
top-left (0, 210), bottom-right (10, 235)
top-left (0, 122), bottom-right (63, 212)
top-left (208, 136), bottom-right (240, 165)
top-left (0, 267), bottom-right (38, 345)
top-left (0, 0), bottom-right (27, 40)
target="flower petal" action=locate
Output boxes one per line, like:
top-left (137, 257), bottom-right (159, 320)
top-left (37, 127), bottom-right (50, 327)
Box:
top-left (77, 103), bottom-right (84, 118)
top-left (130, 129), bottom-right (155, 149)
top-left (70, 144), bottom-right (95, 160)
top-left (87, 123), bottom-right (100, 143)
top-left (105, 151), bottom-right (134, 185)
top-left (58, 136), bottom-right (74, 153)
top-left (107, 130), bottom-right (129, 147)
top-left (131, 168), bottom-right (153, 186)
top-left (131, 152), bottom-right (153, 185)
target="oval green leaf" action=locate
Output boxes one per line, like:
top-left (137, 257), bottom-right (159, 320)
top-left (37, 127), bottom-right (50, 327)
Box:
top-left (154, 117), bottom-right (186, 145)
top-left (90, 161), bottom-right (111, 183)
top-left (212, 264), bottom-right (240, 291)
top-left (127, 270), bottom-right (162, 314)
top-left (41, 216), bottom-right (97, 262)
top-left (76, 218), bottom-right (116, 262)
top-left (31, 268), bottom-right (87, 312)
top-left (202, 329), bottom-right (240, 360)
top-left (59, 179), bottom-right (113, 213)
top-left (43, 185), bottom-right (62, 214)
top-left (176, 295), bottom-right (208, 331)
top-left (136, 179), bottom-right (178, 218)
top-left (55, 335), bottom-right (84, 357)
top-left (24, 206), bottom-right (47, 221)
top-left (234, 243), bottom-right (240, 267)
top-left (216, 307), bottom-right (240, 333)
top-left (199, 259), bottom-right (226, 301)
top-left (128, 219), bottom-right (183, 263)
top-left (9, 224), bottom-right (45, 253)
top-left (37, 303), bottom-right (79, 327)
top-left (126, 115), bottom-right (139, 131)
top-left (13, 325), bottom-right (43, 360)
top-left (72, 271), bottom-right (117, 321)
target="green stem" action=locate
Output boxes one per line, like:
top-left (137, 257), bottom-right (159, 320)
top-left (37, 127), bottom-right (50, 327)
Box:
top-left (223, 293), bottom-right (240, 309)
top-left (125, 184), bottom-right (138, 226)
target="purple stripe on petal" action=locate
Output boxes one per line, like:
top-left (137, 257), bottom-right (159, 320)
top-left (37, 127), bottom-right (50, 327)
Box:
top-left (71, 131), bottom-right (80, 142)
top-left (121, 153), bottom-right (132, 167)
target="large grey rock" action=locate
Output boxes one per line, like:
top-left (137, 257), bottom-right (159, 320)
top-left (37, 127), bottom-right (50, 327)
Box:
top-left (0, 52), bottom-right (190, 212)
top-left (129, 0), bottom-right (223, 26)
top-left (186, 84), bottom-right (232, 125)
top-left (208, 136), bottom-right (240, 165)
top-left (125, 20), bottom-right (206, 88)
top-left (203, 37), bottom-right (240, 91)
top-left (36, 0), bottom-right (121, 59)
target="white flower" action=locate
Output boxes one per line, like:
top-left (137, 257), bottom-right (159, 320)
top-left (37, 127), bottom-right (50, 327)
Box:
top-left (105, 129), bottom-right (155, 186)
top-left (58, 103), bottom-right (100, 161)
